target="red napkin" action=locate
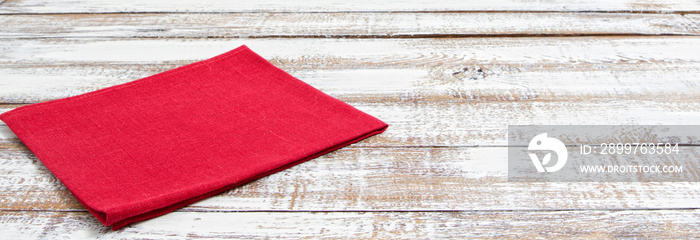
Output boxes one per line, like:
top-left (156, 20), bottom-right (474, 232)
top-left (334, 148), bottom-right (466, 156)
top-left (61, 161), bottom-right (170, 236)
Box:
top-left (0, 45), bottom-right (388, 230)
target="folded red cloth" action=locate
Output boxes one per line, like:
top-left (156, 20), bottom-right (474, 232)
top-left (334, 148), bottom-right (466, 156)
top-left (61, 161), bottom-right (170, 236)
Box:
top-left (0, 45), bottom-right (388, 230)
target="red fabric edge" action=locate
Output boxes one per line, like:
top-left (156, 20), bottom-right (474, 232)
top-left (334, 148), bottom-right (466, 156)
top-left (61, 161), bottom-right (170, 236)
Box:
top-left (0, 45), bottom-right (251, 120)
top-left (109, 124), bottom-right (388, 230)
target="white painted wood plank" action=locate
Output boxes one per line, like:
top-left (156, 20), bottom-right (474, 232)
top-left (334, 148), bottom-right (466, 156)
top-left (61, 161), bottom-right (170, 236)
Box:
top-left (0, 0), bottom-right (698, 13)
top-left (2, 65), bottom-right (698, 104)
top-left (0, 37), bottom-right (698, 104)
top-left (1, 210), bottom-right (699, 239)
top-left (2, 141), bottom-right (700, 211)
top-left (3, 98), bottom-right (699, 146)
top-left (1, 12), bottom-right (697, 38)
top-left (4, 37), bottom-right (699, 65)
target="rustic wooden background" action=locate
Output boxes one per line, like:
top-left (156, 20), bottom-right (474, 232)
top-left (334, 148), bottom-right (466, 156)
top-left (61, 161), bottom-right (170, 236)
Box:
top-left (1, 0), bottom-right (700, 238)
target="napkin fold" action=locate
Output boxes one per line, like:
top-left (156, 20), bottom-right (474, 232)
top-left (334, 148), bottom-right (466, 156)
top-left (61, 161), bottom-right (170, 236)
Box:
top-left (0, 45), bottom-right (388, 230)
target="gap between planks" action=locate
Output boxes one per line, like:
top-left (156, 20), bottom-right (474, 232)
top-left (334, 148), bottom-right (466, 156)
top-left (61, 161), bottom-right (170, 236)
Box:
top-left (7, 207), bottom-right (700, 213)
top-left (1, 12), bottom-right (698, 39)
top-left (5, 33), bottom-right (698, 40)
top-left (3, 10), bottom-right (700, 15)
top-left (1, 0), bottom-right (699, 14)
top-left (2, 210), bottom-right (700, 238)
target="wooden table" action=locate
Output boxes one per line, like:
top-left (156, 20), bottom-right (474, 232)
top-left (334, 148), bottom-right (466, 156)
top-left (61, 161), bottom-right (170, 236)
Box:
top-left (1, 0), bottom-right (699, 238)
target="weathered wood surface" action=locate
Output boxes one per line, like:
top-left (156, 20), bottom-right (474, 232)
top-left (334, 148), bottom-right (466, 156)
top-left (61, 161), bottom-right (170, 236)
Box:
top-left (2, 210), bottom-right (700, 239)
top-left (1, 0), bottom-right (699, 238)
top-left (2, 99), bottom-right (698, 147)
top-left (1, 38), bottom-right (698, 148)
top-left (1, 0), bottom-right (699, 13)
top-left (1, 12), bottom-right (698, 38)
top-left (1, 37), bottom-right (699, 105)
top-left (2, 136), bottom-right (700, 212)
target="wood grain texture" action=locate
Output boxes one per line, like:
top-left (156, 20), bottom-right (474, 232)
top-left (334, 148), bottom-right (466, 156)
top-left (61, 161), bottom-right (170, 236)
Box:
top-left (1, 0), bottom-right (699, 237)
top-left (2, 136), bottom-right (700, 212)
top-left (1, 0), bottom-right (699, 13)
top-left (2, 99), bottom-right (699, 146)
top-left (5, 37), bottom-right (698, 65)
top-left (0, 38), bottom-right (698, 150)
top-left (1, 38), bottom-right (698, 147)
top-left (1, 210), bottom-right (700, 239)
top-left (1, 12), bottom-right (698, 39)
top-left (1, 37), bottom-right (698, 105)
